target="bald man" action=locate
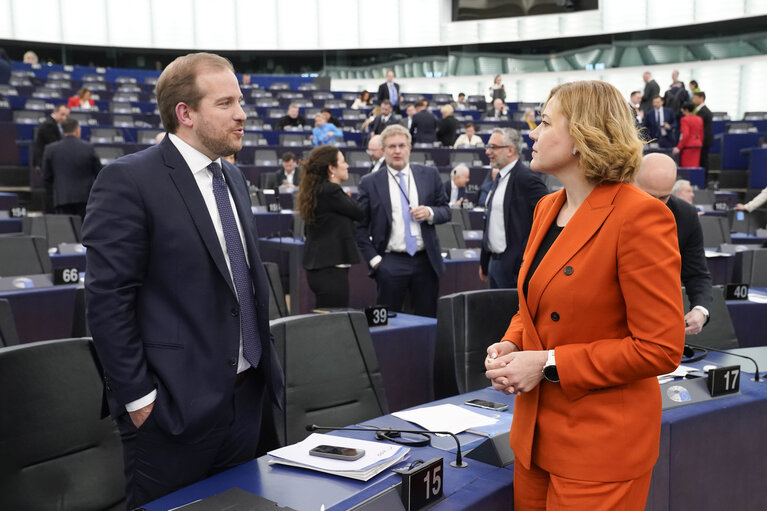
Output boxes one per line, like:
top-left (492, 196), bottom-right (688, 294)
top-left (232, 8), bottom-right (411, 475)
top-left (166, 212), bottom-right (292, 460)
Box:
top-left (636, 153), bottom-right (712, 334)
top-left (367, 134), bottom-right (385, 173)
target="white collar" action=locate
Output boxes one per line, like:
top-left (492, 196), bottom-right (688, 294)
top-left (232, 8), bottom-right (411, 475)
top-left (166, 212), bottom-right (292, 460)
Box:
top-left (168, 133), bottom-right (220, 176)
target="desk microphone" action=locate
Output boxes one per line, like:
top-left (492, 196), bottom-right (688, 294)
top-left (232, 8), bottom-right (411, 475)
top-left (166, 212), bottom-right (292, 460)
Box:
top-left (305, 424), bottom-right (468, 468)
top-left (685, 344), bottom-right (762, 382)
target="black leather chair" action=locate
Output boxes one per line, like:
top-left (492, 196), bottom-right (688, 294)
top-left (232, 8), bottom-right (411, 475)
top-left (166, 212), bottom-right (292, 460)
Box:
top-left (436, 222), bottom-right (466, 249)
top-left (0, 298), bottom-right (20, 347)
top-left (727, 209), bottom-right (767, 234)
top-left (269, 311), bottom-right (389, 445)
top-left (263, 262), bottom-right (289, 320)
top-left (0, 235), bottom-right (52, 276)
top-left (699, 215), bottom-right (731, 247)
top-left (739, 248), bottom-right (767, 287)
top-left (21, 214), bottom-right (82, 249)
top-left (434, 289), bottom-right (520, 399)
top-left (0, 338), bottom-right (125, 510)
top-left (682, 285), bottom-right (738, 350)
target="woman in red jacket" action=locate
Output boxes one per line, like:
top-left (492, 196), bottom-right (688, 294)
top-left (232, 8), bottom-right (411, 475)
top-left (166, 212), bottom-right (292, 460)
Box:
top-left (673, 101), bottom-right (704, 167)
top-left (67, 87), bottom-right (95, 109)
top-left (485, 80), bottom-right (684, 511)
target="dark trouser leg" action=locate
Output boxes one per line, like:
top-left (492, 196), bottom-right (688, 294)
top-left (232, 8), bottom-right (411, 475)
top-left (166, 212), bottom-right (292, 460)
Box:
top-left (306, 266), bottom-right (350, 308)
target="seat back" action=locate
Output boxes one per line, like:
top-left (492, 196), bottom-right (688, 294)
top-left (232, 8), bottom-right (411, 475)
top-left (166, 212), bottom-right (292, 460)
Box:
top-left (0, 235), bottom-right (52, 276)
top-left (728, 209), bottom-right (767, 234)
top-left (269, 312), bottom-right (389, 445)
top-left (682, 285), bottom-right (738, 350)
top-left (0, 298), bottom-right (20, 347)
top-left (699, 215), bottom-right (731, 247)
top-left (740, 248), bottom-right (767, 287)
top-left (436, 222), bottom-right (465, 249)
top-left (435, 289), bottom-right (520, 398)
top-left (0, 338), bottom-right (125, 509)
top-left (21, 214), bottom-right (82, 248)
top-left (263, 262), bottom-right (289, 320)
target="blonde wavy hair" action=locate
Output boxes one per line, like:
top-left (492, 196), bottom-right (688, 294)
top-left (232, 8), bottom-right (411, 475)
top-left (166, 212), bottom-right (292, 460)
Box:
top-left (544, 80), bottom-right (644, 185)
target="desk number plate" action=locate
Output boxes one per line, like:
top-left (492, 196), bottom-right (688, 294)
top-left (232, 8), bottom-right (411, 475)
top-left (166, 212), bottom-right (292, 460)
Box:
top-left (707, 365), bottom-right (740, 397)
top-left (365, 305), bottom-right (388, 327)
top-left (399, 457), bottom-right (444, 511)
top-left (54, 267), bottom-right (80, 285)
top-left (725, 283), bottom-right (749, 300)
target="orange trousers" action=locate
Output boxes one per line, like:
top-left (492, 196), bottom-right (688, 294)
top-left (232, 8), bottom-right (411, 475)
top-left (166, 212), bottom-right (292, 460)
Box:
top-left (513, 461), bottom-right (653, 511)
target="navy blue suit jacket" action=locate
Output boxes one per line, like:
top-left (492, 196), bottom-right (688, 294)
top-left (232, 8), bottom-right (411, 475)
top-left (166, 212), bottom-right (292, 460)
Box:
top-left (643, 107), bottom-right (677, 147)
top-left (83, 137), bottom-right (284, 441)
top-left (42, 136), bottom-right (102, 207)
top-left (667, 195), bottom-right (713, 310)
top-left (480, 160), bottom-right (549, 282)
top-left (356, 163), bottom-right (450, 277)
top-left (443, 179), bottom-right (466, 204)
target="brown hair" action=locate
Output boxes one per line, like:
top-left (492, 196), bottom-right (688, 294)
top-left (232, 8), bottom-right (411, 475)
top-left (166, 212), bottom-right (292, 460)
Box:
top-left (545, 80), bottom-right (644, 185)
top-left (295, 145), bottom-right (340, 224)
top-left (156, 52), bottom-right (234, 133)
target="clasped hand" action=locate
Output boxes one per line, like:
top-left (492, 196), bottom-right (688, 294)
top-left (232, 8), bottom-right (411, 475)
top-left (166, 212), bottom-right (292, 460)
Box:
top-left (485, 342), bottom-right (547, 395)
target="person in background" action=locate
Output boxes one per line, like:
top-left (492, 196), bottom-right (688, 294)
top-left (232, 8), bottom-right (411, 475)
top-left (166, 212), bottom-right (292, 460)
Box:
top-left (401, 103), bottom-right (416, 131)
top-left (0, 48), bottom-right (11, 85)
top-left (321, 107), bottom-right (343, 128)
top-left (490, 74), bottom-right (506, 102)
top-left (42, 117), bottom-right (102, 219)
top-left (636, 153), bottom-right (712, 335)
top-left (523, 108), bottom-right (537, 130)
top-left (443, 164), bottom-right (470, 207)
top-left (82, 52), bottom-right (283, 508)
top-left (366, 134), bottom-right (385, 173)
top-left (410, 99), bottom-right (438, 145)
top-left (692, 91), bottom-right (713, 171)
top-left (479, 128), bottom-right (548, 289)
top-left (351, 90), bottom-right (372, 110)
top-left (274, 152), bottom-right (300, 190)
top-left (477, 166), bottom-right (500, 207)
top-left (643, 95), bottom-right (676, 148)
top-left (671, 179), bottom-right (695, 204)
top-left (276, 103), bottom-right (305, 130)
top-left (23, 50), bottom-right (39, 64)
top-left (67, 87), bottom-right (96, 110)
top-left (453, 122), bottom-right (484, 148)
top-left (355, 124), bottom-right (450, 317)
top-left (673, 101), bottom-right (703, 167)
top-left (483, 98), bottom-right (509, 120)
top-left (369, 100), bottom-right (400, 135)
top-left (34, 104), bottom-right (69, 169)
top-left (312, 113), bottom-right (343, 146)
top-left (455, 92), bottom-right (468, 111)
top-left (436, 104), bottom-right (459, 147)
top-left (296, 145), bottom-right (363, 308)
top-left (689, 80), bottom-right (700, 94)
top-left (377, 69), bottom-right (401, 112)
top-left (485, 80), bottom-right (683, 511)
top-left (736, 186), bottom-right (767, 212)
top-left (640, 71), bottom-right (660, 112)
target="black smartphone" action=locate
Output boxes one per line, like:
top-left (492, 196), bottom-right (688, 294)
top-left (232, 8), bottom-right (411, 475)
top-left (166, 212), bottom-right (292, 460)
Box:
top-left (308, 444), bottom-right (365, 461)
top-left (464, 398), bottom-right (508, 412)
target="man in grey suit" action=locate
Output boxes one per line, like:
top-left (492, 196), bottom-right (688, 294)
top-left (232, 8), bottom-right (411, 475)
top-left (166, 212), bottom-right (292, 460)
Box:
top-left (640, 71), bottom-right (660, 113)
top-left (42, 117), bottom-right (102, 219)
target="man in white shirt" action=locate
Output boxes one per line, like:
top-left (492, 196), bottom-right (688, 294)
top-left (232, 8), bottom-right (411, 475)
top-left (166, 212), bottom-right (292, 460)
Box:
top-left (367, 134), bottom-right (385, 173)
top-left (83, 52), bottom-right (283, 508)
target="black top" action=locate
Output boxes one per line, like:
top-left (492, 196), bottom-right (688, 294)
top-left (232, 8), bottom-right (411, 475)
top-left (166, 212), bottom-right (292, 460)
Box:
top-left (667, 195), bottom-right (713, 310)
top-left (276, 115), bottom-right (306, 130)
top-left (303, 181), bottom-right (364, 270)
top-left (523, 220), bottom-right (564, 297)
top-left (437, 116), bottom-right (459, 147)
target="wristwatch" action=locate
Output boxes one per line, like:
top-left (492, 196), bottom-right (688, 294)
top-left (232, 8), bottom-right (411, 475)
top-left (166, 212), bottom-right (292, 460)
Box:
top-left (542, 349), bottom-right (559, 383)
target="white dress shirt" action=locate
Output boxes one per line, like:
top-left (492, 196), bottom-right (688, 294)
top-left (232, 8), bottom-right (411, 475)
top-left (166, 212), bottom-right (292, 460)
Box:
top-left (487, 159), bottom-right (517, 254)
top-left (125, 133), bottom-right (252, 413)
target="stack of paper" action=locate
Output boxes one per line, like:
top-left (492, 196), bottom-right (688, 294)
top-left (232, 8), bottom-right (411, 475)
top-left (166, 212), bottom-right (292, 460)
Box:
top-left (268, 433), bottom-right (409, 481)
top-left (392, 403), bottom-right (499, 435)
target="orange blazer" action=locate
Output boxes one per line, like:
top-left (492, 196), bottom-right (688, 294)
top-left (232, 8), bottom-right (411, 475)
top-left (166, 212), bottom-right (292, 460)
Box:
top-left (502, 182), bottom-right (684, 482)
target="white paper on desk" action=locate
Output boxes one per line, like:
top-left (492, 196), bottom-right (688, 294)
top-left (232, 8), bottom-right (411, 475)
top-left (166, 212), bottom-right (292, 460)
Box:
top-left (392, 403), bottom-right (498, 436)
top-left (658, 364), bottom-right (701, 380)
top-left (268, 433), bottom-right (406, 473)
top-left (748, 290), bottom-right (767, 303)
top-left (704, 250), bottom-right (732, 258)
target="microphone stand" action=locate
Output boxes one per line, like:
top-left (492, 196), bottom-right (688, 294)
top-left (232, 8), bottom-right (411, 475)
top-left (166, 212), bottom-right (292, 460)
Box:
top-left (686, 343), bottom-right (763, 382)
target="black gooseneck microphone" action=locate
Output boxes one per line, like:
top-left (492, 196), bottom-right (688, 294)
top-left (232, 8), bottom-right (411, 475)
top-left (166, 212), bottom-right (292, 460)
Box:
top-left (685, 344), bottom-right (763, 382)
top-left (305, 424), bottom-right (469, 468)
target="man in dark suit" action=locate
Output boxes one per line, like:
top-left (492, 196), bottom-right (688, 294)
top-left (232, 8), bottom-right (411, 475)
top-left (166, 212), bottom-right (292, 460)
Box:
top-left (274, 151), bottom-right (300, 190)
top-left (642, 95), bottom-right (677, 148)
top-left (367, 134), bottom-right (385, 173)
top-left (640, 71), bottom-right (660, 113)
top-left (33, 104), bottom-right (69, 168)
top-left (400, 103), bottom-right (416, 131)
top-left (692, 91), bottom-right (713, 171)
top-left (370, 100), bottom-right (401, 135)
top-left (443, 163), bottom-right (469, 207)
top-left (377, 69), bottom-right (401, 111)
top-left (480, 128), bottom-right (549, 289)
top-left (410, 99), bottom-right (438, 145)
top-left (636, 153), bottom-right (712, 334)
top-left (42, 117), bottom-right (101, 218)
top-left (481, 98), bottom-right (509, 120)
top-left (355, 124), bottom-right (450, 317)
top-left (82, 53), bottom-right (284, 508)
top-left (276, 103), bottom-right (305, 130)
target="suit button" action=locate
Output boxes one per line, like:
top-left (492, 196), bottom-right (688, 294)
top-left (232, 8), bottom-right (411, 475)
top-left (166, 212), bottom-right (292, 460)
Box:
top-left (564, 266), bottom-right (574, 276)
top-left (228, 358), bottom-right (237, 366)
top-left (231, 307), bottom-right (239, 317)
top-left (551, 312), bottom-right (560, 321)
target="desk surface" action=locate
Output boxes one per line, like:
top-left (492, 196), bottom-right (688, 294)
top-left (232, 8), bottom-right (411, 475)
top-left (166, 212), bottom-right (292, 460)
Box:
top-left (143, 348), bottom-right (767, 511)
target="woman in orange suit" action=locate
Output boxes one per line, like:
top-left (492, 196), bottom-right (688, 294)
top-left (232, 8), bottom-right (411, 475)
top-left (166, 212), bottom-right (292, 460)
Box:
top-left (485, 80), bottom-right (685, 511)
top-left (673, 101), bottom-right (704, 167)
